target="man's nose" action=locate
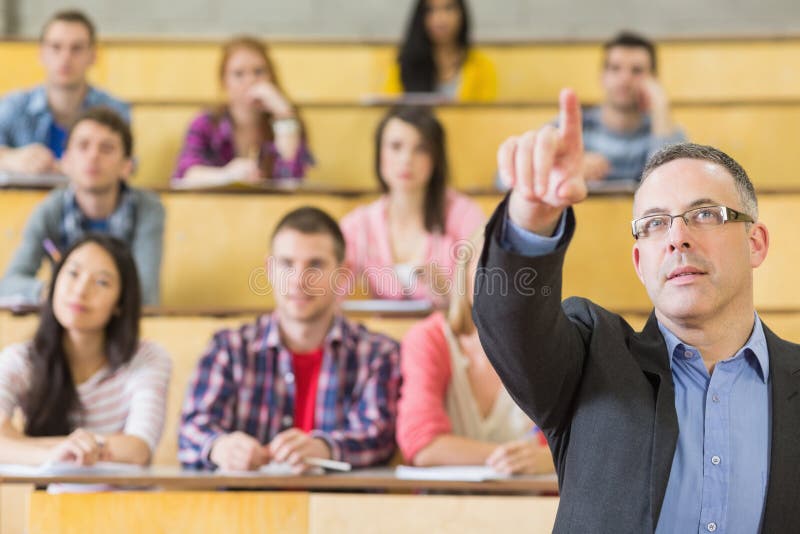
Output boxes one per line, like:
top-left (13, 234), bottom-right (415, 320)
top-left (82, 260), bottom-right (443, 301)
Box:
top-left (667, 216), bottom-right (693, 250)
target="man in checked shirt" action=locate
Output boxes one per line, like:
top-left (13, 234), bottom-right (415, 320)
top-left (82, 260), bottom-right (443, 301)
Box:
top-left (178, 207), bottom-right (401, 472)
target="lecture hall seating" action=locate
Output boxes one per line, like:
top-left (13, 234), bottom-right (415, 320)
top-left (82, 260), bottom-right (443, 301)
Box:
top-left (2, 39), bottom-right (800, 190)
top-left (3, 34), bottom-right (800, 534)
top-left (2, 189), bottom-right (800, 311)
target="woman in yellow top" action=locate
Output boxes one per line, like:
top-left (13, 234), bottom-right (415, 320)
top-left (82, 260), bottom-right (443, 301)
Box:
top-left (384, 0), bottom-right (497, 102)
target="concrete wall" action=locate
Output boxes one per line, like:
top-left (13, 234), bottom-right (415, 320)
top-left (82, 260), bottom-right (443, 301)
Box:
top-left (6, 0), bottom-right (800, 40)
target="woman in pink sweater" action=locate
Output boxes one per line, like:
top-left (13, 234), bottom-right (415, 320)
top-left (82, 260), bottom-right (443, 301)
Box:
top-left (339, 106), bottom-right (485, 302)
top-left (397, 231), bottom-right (554, 474)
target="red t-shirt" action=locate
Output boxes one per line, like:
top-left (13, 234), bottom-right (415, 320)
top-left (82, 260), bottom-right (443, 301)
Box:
top-left (291, 347), bottom-right (324, 432)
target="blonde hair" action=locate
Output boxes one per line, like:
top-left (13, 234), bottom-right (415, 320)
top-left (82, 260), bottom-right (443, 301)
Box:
top-left (447, 229), bottom-right (485, 336)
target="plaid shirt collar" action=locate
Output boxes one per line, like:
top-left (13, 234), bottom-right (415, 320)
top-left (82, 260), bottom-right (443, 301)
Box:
top-left (256, 312), bottom-right (347, 353)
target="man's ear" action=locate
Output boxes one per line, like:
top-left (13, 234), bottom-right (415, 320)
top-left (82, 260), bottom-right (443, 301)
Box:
top-left (120, 158), bottom-right (134, 180)
top-left (748, 222), bottom-right (769, 269)
top-left (87, 45), bottom-right (97, 67)
top-left (632, 242), bottom-right (645, 285)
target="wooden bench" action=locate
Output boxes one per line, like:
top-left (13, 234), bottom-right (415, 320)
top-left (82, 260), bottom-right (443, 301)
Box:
top-left (130, 102), bottom-right (800, 191)
top-left (4, 39), bottom-right (800, 103)
top-left (2, 189), bottom-right (800, 310)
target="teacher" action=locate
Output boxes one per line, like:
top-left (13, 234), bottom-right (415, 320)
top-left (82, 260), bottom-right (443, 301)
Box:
top-left (473, 88), bottom-right (799, 533)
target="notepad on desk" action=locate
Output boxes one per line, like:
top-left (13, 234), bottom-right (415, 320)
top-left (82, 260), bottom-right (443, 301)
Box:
top-left (395, 465), bottom-right (511, 482)
top-left (340, 299), bottom-right (433, 314)
top-left (0, 461), bottom-right (144, 477)
top-left (0, 171), bottom-right (68, 188)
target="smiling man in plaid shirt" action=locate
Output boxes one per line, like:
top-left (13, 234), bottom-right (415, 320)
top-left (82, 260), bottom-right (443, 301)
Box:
top-left (178, 207), bottom-right (401, 472)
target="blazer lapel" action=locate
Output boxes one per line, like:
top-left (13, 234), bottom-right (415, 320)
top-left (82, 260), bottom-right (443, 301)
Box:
top-left (761, 324), bottom-right (800, 531)
top-left (629, 312), bottom-right (678, 529)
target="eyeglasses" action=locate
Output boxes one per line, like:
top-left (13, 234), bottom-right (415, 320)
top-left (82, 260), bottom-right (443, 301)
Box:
top-left (631, 205), bottom-right (754, 240)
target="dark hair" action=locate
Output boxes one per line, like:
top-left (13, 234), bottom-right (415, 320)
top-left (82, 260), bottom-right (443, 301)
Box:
top-left (398, 0), bottom-right (471, 92)
top-left (640, 142), bottom-right (758, 218)
top-left (604, 31), bottom-right (657, 74)
top-left (23, 234), bottom-right (141, 437)
top-left (41, 10), bottom-right (96, 45)
top-left (374, 106), bottom-right (447, 233)
top-left (66, 106), bottom-right (134, 158)
top-left (271, 207), bottom-right (346, 263)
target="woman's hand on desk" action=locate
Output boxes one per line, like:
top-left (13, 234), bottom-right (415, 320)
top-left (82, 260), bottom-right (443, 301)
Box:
top-left (210, 431), bottom-right (270, 471)
top-left (486, 438), bottom-right (555, 475)
top-left (46, 428), bottom-right (103, 466)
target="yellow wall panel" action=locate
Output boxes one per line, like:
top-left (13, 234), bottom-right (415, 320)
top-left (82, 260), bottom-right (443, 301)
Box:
top-left (4, 39), bottom-right (800, 103)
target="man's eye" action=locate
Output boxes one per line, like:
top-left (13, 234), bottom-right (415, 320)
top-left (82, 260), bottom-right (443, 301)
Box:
top-left (696, 209), bottom-right (714, 219)
top-left (693, 208), bottom-right (722, 224)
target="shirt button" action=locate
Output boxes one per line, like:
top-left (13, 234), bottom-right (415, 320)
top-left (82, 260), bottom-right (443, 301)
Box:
top-left (711, 455), bottom-right (721, 465)
top-left (707, 522), bottom-right (717, 532)
top-left (285, 372), bottom-right (295, 384)
top-left (712, 394), bottom-right (720, 403)
top-left (282, 415), bottom-right (294, 426)
top-left (684, 350), bottom-right (693, 359)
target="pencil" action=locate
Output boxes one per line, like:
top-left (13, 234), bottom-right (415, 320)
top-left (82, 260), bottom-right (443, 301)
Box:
top-left (303, 457), bottom-right (352, 472)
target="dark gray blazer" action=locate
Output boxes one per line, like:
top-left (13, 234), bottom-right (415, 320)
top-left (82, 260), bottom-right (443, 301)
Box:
top-left (473, 199), bottom-right (800, 533)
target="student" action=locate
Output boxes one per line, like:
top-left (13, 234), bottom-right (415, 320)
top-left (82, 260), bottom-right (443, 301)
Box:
top-left (0, 10), bottom-right (130, 174)
top-left (340, 106), bottom-right (485, 302)
top-left (397, 231), bottom-right (553, 474)
top-left (578, 31), bottom-right (685, 182)
top-left (384, 0), bottom-right (496, 102)
top-left (179, 207), bottom-right (401, 472)
top-left (0, 234), bottom-right (171, 466)
top-left (173, 36), bottom-right (313, 185)
top-left (0, 107), bottom-right (164, 306)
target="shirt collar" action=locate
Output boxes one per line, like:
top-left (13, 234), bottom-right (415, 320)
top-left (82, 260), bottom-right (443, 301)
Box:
top-left (26, 86), bottom-right (50, 115)
top-left (26, 84), bottom-right (100, 116)
top-left (587, 104), bottom-right (652, 135)
top-left (67, 180), bottom-right (128, 210)
top-left (657, 313), bottom-right (770, 382)
top-left (258, 312), bottom-right (346, 351)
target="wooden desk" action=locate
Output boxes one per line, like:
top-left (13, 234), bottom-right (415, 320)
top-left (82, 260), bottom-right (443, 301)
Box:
top-left (0, 468), bottom-right (560, 534)
top-left (0, 466), bottom-right (557, 494)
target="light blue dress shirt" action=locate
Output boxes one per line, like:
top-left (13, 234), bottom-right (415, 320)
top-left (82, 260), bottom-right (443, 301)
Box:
top-left (502, 210), bottom-right (771, 534)
top-left (0, 85), bottom-right (130, 151)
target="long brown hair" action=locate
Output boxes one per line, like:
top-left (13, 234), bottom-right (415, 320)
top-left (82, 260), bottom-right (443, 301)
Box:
top-left (374, 106), bottom-right (448, 233)
top-left (23, 234), bottom-right (142, 436)
top-left (216, 36), bottom-right (306, 178)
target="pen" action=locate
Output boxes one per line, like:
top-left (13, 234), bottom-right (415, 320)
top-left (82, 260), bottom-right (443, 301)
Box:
top-left (42, 238), bottom-right (62, 263)
top-left (303, 457), bottom-right (351, 472)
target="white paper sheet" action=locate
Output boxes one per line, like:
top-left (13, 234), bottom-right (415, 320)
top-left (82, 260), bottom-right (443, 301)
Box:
top-left (394, 465), bottom-right (511, 482)
top-left (0, 461), bottom-right (143, 477)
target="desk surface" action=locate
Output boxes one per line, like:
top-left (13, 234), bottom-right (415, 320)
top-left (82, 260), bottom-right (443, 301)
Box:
top-left (0, 466), bottom-right (559, 494)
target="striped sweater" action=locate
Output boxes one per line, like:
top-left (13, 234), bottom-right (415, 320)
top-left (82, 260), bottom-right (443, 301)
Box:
top-left (0, 340), bottom-right (172, 454)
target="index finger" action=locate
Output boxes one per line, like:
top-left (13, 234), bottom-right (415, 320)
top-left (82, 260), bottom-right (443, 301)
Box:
top-left (558, 88), bottom-right (583, 154)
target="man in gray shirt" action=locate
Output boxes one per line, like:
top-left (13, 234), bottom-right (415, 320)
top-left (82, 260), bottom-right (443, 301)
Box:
top-left (495, 32), bottom-right (684, 190)
top-left (0, 107), bottom-right (164, 306)
top-left (581, 31), bottom-right (685, 182)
